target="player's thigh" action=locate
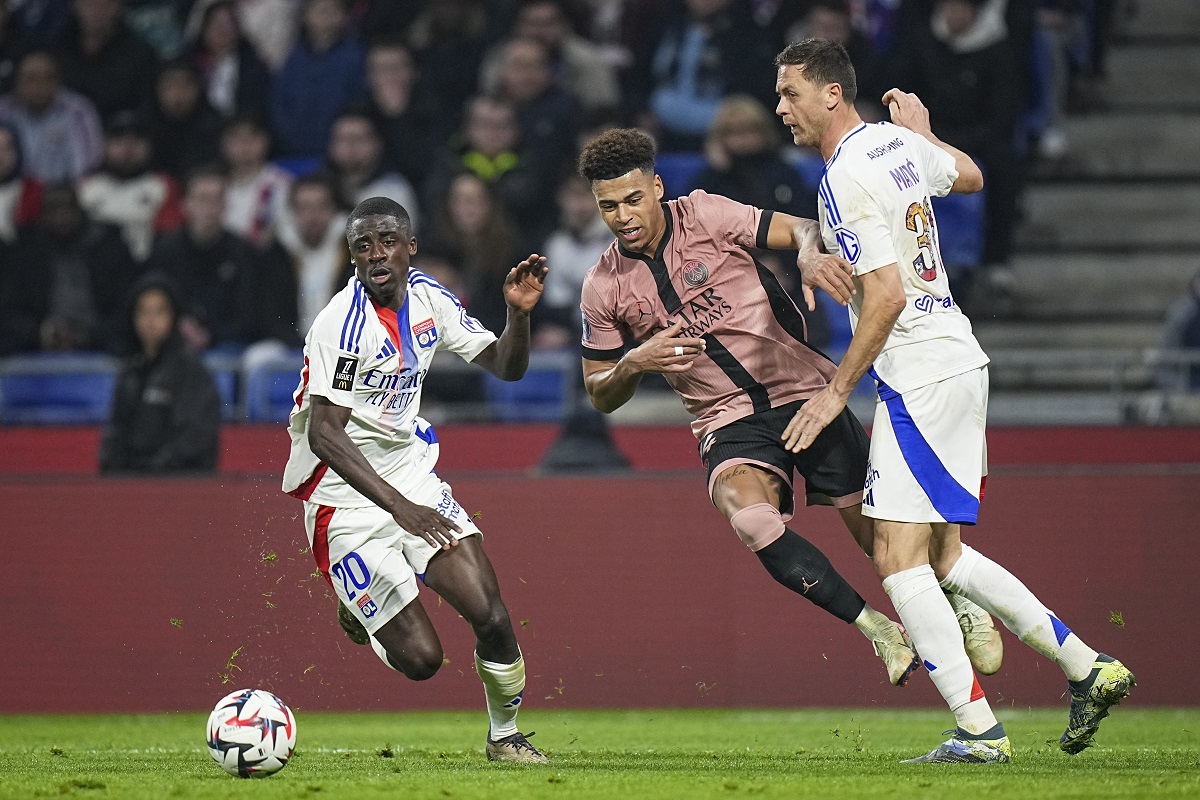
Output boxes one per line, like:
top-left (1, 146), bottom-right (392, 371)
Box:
top-left (305, 503), bottom-right (421, 636)
top-left (370, 594), bottom-right (443, 671)
top-left (791, 404), bottom-right (870, 510)
top-left (872, 518), bottom-right (935, 576)
top-left (928, 522), bottom-right (964, 580)
top-left (702, 411), bottom-right (796, 519)
top-left (865, 370), bottom-right (987, 525)
top-left (423, 537), bottom-right (513, 637)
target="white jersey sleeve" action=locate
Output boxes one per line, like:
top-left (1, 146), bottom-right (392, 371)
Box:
top-left (821, 170), bottom-right (897, 277)
top-left (913, 134), bottom-right (958, 198)
top-left (408, 272), bottom-right (497, 362)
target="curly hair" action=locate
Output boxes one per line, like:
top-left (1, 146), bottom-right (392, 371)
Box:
top-left (577, 128), bottom-right (656, 183)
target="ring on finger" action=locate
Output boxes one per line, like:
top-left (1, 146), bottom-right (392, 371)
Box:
top-left (674, 345), bottom-right (684, 356)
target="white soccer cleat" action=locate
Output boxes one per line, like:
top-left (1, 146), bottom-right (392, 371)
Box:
top-left (871, 620), bottom-right (921, 687)
top-left (947, 593), bottom-right (1003, 675)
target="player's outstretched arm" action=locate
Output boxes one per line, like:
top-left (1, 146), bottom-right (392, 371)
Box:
top-left (782, 264), bottom-right (906, 452)
top-left (882, 88), bottom-right (984, 194)
top-left (308, 396), bottom-right (461, 549)
top-left (765, 212), bottom-right (856, 310)
top-left (583, 324), bottom-right (706, 413)
top-left (473, 253), bottom-right (547, 381)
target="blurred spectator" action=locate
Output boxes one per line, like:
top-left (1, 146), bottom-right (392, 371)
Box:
top-left (779, 0), bottom-right (886, 119)
top-left (146, 165), bottom-right (258, 350)
top-left (533, 172), bottom-right (614, 350)
top-left (1159, 271), bottom-right (1200, 391)
top-left (276, 172), bottom-right (349, 336)
top-left (0, 122), bottom-right (43, 245)
top-left (412, 245), bottom-right (467, 300)
top-left (184, 0), bottom-right (300, 71)
top-left (0, 3), bottom-right (23, 96)
top-left (356, 0), bottom-right (425, 38)
top-left (891, 0), bottom-right (1024, 286)
top-left (426, 171), bottom-right (521, 333)
top-left (78, 110), bottom-right (183, 262)
top-left (270, 0), bottom-right (365, 158)
top-left (0, 50), bottom-right (103, 183)
top-left (428, 95), bottom-right (557, 245)
top-left (144, 60), bottom-right (224, 179)
top-left (0, 182), bottom-right (137, 355)
top-left (363, 37), bottom-right (437, 190)
top-left (481, 0), bottom-right (620, 112)
top-left (325, 110), bottom-right (420, 231)
top-left (99, 273), bottom-right (221, 475)
top-left (630, 0), bottom-right (775, 151)
top-left (52, 0), bottom-right (160, 119)
top-left (406, 0), bottom-right (489, 138)
top-left (10, 0), bottom-right (73, 41)
top-left (185, 0), bottom-right (271, 118)
top-left (125, 0), bottom-right (189, 59)
top-left (220, 114), bottom-right (291, 249)
top-left (490, 36), bottom-right (581, 176)
top-left (692, 94), bottom-right (818, 220)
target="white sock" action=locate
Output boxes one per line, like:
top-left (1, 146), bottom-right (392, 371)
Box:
top-left (475, 651), bottom-right (525, 740)
top-left (940, 545), bottom-right (1099, 681)
top-left (883, 564), bottom-right (997, 735)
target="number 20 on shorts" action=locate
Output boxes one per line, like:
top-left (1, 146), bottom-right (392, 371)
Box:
top-left (331, 552), bottom-right (371, 602)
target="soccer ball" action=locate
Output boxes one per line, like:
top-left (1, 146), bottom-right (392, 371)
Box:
top-left (206, 688), bottom-right (297, 778)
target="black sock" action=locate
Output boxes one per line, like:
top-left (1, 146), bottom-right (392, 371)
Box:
top-left (755, 529), bottom-right (866, 623)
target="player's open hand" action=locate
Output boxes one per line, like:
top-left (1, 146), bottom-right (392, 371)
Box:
top-left (883, 89), bottom-right (932, 136)
top-left (628, 322), bottom-right (705, 374)
top-left (797, 251), bottom-right (855, 309)
top-left (503, 253), bottom-right (548, 314)
top-left (782, 386), bottom-right (849, 453)
top-left (390, 497), bottom-right (462, 551)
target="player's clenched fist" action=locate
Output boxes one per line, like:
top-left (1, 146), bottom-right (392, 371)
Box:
top-left (628, 322), bottom-right (706, 373)
top-left (882, 88), bottom-right (932, 136)
top-left (389, 496), bottom-right (462, 550)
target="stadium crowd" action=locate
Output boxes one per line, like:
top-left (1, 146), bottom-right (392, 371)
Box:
top-left (0, 0), bottom-right (1120, 422)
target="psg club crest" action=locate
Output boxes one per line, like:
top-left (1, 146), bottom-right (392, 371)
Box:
top-left (412, 318), bottom-right (438, 348)
top-left (682, 260), bottom-right (709, 287)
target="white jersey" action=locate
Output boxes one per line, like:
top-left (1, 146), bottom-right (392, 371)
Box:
top-left (819, 121), bottom-right (989, 394)
top-left (282, 271), bottom-right (497, 506)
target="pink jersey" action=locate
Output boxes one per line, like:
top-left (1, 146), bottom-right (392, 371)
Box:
top-left (580, 190), bottom-right (837, 439)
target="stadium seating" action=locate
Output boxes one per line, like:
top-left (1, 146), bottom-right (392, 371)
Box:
top-left (0, 353), bottom-right (118, 424)
top-left (655, 152), bottom-right (707, 198)
top-left (482, 350), bottom-right (574, 422)
top-left (242, 349), bottom-right (306, 423)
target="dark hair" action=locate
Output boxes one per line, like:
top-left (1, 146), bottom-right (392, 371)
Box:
top-left (577, 128), bottom-right (656, 183)
top-left (775, 38), bottom-right (858, 105)
top-left (347, 196), bottom-right (411, 236)
top-left (183, 162), bottom-right (228, 191)
top-left (290, 170), bottom-right (339, 206)
top-left (222, 112), bottom-right (269, 137)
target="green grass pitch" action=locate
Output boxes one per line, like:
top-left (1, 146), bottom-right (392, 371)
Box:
top-left (1, 708), bottom-right (1197, 799)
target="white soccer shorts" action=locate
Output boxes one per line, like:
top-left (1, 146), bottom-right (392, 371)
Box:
top-left (862, 367), bottom-right (989, 525)
top-left (304, 473), bottom-right (481, 634)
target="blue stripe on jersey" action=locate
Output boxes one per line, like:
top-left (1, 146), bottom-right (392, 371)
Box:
top-left (409, 272), bottom-right (463, 308)
top-left (819, 177), bottom-right (841, 225)
top-left (397, 293), bottom-right (418, 373)
top-left (878, 379), bottom-right (980, 524)
top-left (341, 282), bottom-right (367, 354)
top-left (415, 422), bottom-right (437, 445)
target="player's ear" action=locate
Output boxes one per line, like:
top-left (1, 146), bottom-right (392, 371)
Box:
top-left (826, 82), bottom-right (841, 111)
top-left (408, 237), bottom-right (418, 255)
top-left (652, 174), bottom-right (664, 201)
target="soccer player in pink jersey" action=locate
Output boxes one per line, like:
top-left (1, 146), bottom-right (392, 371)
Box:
top-left (576, 127), bottom-right (929, 687)
top-left (283, 197), bottom-right (549, 764)
top-left (774, 38), bottom-right (1133, 762)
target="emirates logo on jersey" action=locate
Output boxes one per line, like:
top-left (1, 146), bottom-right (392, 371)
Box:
top-left (682, 260), bottom-right (709, 287)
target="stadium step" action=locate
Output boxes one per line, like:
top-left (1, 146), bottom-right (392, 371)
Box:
top-left (974, 320), bottom-right (1163, 350)
top-left (1001, 251), bottom-right (1199, 319)
top-left (1118, 0), bottom-right (1200, 42)
top-left (1017, 182), bottom-right (1200, 252)
top-left (1034, 114), bottom-right (1200, 181)
top-left (1106, 44), bottom-right (1200, 110)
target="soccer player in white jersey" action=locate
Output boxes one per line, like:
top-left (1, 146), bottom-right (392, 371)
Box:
top-left (772, 40), bottom-right (1134, 763)
top-left (282, 196), bottom-right (549, 764)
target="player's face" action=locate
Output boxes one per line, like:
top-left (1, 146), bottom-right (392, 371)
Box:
top-left (775, 64), bottom-right (830, 149)
top-left (591, 169), bottom-right (665, 255)
top-left (347, 214), bottom-right (417, 310)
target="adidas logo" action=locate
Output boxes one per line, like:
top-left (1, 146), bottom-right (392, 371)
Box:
top-left (376, 339), bottom-right (397, 360)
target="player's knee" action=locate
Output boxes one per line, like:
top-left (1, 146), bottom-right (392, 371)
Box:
top-left (372, 635), bottom-right (443, 680)
top-left (470, 602), bottom-right (514, 646)
top-left (729, 503), bottom-right (785, 551)
top-left (403, 653), bottom-right (443, 682)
